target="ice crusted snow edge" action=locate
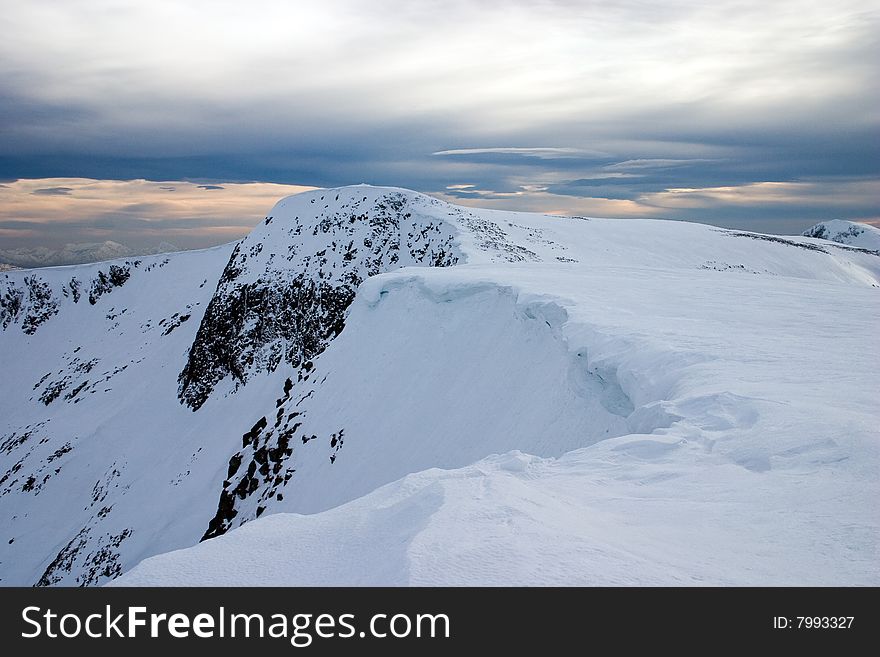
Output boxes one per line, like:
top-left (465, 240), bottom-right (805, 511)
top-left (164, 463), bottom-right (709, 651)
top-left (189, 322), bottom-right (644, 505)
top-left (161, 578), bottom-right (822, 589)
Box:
top-left (359, 266), bottom-right (691, 435)
top-left (360, 269), bottom-right (649, 424)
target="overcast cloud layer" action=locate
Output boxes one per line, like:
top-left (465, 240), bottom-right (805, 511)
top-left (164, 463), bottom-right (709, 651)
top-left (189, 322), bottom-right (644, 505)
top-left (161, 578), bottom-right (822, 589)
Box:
top-left (1, 0), bottom-right (878, 249)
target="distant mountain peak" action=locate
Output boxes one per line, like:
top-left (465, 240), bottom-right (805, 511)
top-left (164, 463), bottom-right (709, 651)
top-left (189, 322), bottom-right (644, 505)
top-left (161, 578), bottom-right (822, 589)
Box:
top-left (0, 240), bottom-right (182, 269)
top-left (802, 219), bottom-right (880, 250)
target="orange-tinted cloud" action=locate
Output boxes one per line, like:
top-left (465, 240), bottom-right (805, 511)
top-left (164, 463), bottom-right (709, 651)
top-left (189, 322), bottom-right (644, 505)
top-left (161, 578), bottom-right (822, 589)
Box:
top-left (433, 187), bottom-right (659, 218)
top-left (638, 180), bottom-right (880, 210)
top-left (0, 178), bottom-right (317, 249)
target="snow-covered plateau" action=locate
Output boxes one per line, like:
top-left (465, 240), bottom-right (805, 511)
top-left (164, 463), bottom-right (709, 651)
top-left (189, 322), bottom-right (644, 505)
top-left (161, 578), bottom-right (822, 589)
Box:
top-left (1, 186), bottom-right (877, 586)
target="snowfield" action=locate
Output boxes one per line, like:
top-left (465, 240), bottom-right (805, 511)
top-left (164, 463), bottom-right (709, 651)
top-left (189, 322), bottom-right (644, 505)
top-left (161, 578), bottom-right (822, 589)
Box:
top-left (2, 186), bottom-right (878, 586)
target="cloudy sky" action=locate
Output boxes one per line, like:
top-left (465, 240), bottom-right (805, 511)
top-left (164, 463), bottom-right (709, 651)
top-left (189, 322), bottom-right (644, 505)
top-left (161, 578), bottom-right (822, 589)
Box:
top-left (1, 0), bottom-right (878, 251)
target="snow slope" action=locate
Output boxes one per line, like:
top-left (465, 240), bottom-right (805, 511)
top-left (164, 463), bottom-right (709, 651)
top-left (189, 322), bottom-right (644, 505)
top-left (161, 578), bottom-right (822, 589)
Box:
top-left (2, 186), bottom-right (878, 586)
top-left (802, 219), bottom-right (880, 251)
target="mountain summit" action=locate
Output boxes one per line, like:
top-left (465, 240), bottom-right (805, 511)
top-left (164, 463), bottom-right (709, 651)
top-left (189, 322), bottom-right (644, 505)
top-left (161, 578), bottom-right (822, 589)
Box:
top-left (802, 219), bottom-right (880, 251)
top-left (2, 186), bottom-right (879, 586)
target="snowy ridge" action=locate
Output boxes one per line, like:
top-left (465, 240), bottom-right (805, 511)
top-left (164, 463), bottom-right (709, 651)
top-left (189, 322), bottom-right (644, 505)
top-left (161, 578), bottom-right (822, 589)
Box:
top-left (178, 187), bottom-right (463, 412)
top-left (1, 186), bottom-right (879, 586)
top-left (803, 219), bottom-right (880, 251)
top-left (119, 263), bottom-right (880, 586)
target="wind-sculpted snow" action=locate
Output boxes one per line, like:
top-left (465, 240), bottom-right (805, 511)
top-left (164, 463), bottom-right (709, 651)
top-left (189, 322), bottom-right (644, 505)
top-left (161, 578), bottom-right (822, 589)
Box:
top-left (118, 265), bottom-right (880, 586)
top-left (2, 185), bottom-right (880, 586)
top-left (199, 279), bottom-right (635, 541)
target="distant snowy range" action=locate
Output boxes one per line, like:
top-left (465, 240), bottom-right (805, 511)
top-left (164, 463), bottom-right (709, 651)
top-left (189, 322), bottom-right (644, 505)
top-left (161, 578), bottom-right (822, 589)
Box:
top-left (1, 186), bottom-right (878, 586)
top-left (0, 240), bottom-right (181, 269)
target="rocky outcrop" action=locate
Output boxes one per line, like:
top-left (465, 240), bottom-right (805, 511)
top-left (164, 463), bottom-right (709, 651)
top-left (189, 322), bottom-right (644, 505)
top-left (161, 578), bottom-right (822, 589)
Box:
top-left (178, 190), bottom-right (461, 410)
top-left (1, 263), bottom-right (136, 334)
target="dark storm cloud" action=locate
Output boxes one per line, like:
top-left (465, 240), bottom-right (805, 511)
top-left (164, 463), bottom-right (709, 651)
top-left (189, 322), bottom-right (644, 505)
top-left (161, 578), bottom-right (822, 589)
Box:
top-left (0, 0), bottom-right (877, 243)
top-left (31, 187), bottom-right (74, 196)
top-left (0, 220), bottom-right (38, 230)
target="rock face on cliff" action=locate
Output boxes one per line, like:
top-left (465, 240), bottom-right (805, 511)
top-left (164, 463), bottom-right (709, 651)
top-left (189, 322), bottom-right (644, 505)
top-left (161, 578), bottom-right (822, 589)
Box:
top-left (179, 188), bottom-right (461, 411)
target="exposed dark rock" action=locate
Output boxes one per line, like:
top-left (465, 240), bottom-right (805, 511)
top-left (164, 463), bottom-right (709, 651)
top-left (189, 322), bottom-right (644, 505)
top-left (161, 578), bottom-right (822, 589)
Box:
top-left (178, 192), bottom-right (460, 410)
top-left (227, 454), bottom-right (243, 478)
top-left (37, 525), bottom-right (133, 587)
top-left (0, 283), bottom-right (23, 330)
top-left (725, 231), bottom-right (828, 252)
top-left (21, 276), bottom-right (59, 334)
top-left (88, 265), bottom-right (131, 305)
top-left (161, 312), bottom-right (191, 336)
top-left (67, 278), bottom-right (82, 303)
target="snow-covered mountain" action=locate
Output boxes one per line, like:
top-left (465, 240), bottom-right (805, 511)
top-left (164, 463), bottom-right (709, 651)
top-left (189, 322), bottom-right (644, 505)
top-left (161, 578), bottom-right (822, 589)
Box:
top-left (2, 186), bottom-right (878, 586)
top-left (803, 219), bottom-right (880, 251)
top-left (0, 241), bottom-right (181, 269)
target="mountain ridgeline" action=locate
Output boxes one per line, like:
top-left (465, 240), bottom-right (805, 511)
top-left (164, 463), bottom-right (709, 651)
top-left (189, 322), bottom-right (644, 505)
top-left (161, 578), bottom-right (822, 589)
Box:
top-left (179, 190), bottom-right (462, 540)
top-left (1, 186), bottom-right (879, 586)
top-left (178, 190), bottom-right (461, 411)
